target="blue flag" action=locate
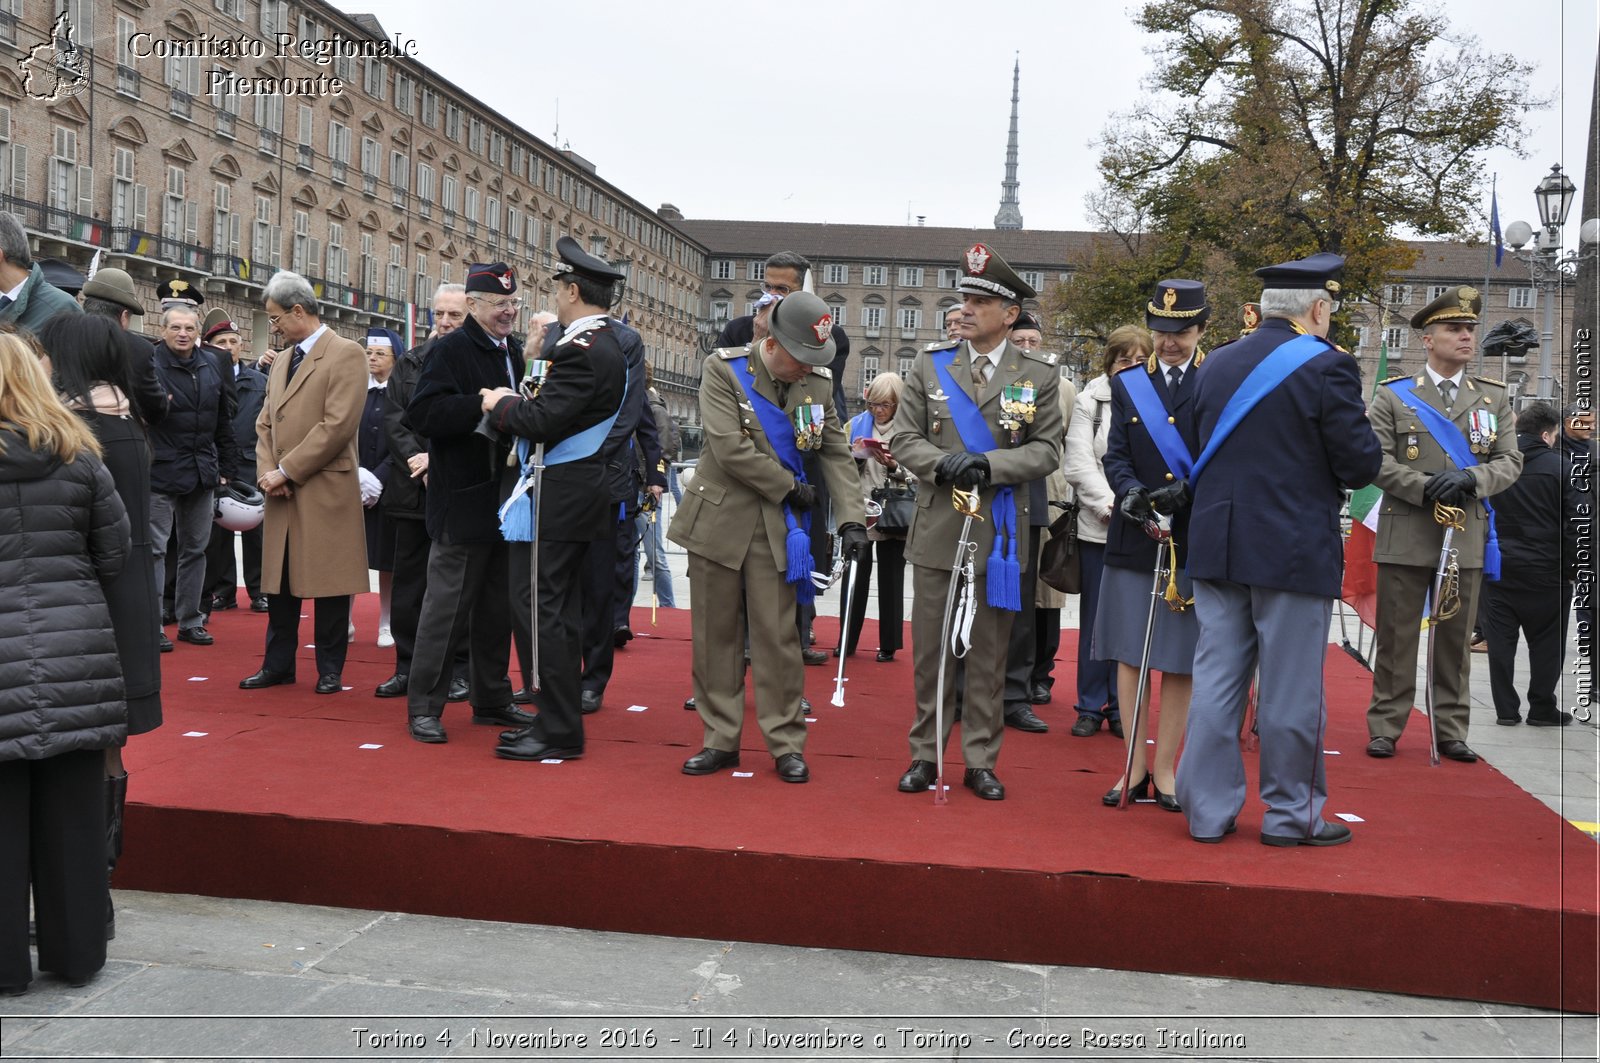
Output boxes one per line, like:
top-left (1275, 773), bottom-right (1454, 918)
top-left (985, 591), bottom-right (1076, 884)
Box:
top-left (1490, 184), bottom-right (1504, 268)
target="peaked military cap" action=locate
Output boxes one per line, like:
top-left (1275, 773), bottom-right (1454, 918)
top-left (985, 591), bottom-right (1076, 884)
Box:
top-left (957, 243), bottom-right (1035, 301)
top-left (156, 277), bottom-right (204, 307)
top-left (1146, 278), bottom-right (1209, 333)
top-left (1254, 252), bottom-right (1344, 296)
top-left (1410, 285), bottom-right (1481, 330)
top-left (553, 235), bottom-right (625, 285)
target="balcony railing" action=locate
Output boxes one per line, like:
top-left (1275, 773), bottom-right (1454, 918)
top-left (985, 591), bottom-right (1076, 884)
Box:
top-left (257, 129), bottom-right (280, 156)
top-left (116, 65), bottom-right (140, 97)
top-left (330, 161), bottom-right (347, 184)
top-left (296, 144), bottom-right (314, 170)
top-left (362, 173), bottom-right (377, 196)
top-left (210, 253), bottom-right (276, 285)
top-left (216, 111), bottom-right (235, 138)
top-left (169, 88), bottom-right (192, 119)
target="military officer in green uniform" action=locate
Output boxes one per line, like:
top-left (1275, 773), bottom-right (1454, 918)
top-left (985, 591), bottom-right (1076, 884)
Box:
top-left (1366, 285), bottom-right (1522, 762)
top-left (668, 291), bottom-right (866, 784)
top-left (892, 244), bottom-right (1064, 800)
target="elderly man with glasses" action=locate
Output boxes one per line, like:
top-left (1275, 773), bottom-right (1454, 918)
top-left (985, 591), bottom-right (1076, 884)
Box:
top-left (398, 263), bottom-right (541, 744)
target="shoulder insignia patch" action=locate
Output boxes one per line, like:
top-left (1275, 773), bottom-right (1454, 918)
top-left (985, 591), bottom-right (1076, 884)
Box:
top-left (1473, 375), bottom-right (1507, 388)
top-left (716, 345), bottom-right (750, 361)
top-left (923, 338), bottom-right (959, 353)
top-left (1022, 348), bottom-right (1058, 366)
top-left (1378, 374), bottom-right (1409, 385)
top-left (811, 366), bottom-right (833, 380)
top-left (573, 334), bottom-right (593, 349)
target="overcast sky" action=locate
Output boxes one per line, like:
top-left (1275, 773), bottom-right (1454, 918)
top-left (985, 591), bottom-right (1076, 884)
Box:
top-left (352, 0), bottom-right (1598, 243)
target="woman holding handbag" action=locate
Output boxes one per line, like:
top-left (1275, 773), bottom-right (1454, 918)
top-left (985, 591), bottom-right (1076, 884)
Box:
top-left (1063, 326), bottom-right (1153, 739)
top-left (840, 372), bottom-right (913, 662)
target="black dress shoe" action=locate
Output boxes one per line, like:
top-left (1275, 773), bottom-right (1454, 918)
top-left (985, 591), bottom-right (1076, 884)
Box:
top-left (446, 678), bottom-right (470, 702)
top-left (1527, 712), bottom-right (1574, 727)
top-left (1153, 782), bottom-right (1182, 812)
top-left (1437, 739), bottom-right (1478, 762)
top-left (1108, 716), bottom-right (1124, 739)
top-left (613, 626), bottom-right (634, 648)
top-left (683, 695), bottom-right (696, 711)
top-left (682, 747), bottom-right (740, 775)
top-left (897, 760), bottom-right (936, 793)
top-left (1003, 706), bottom-right (1049, 733)
top-left (1029, 683), bottom-right (1052, 705)
top-left (800, 695), bottom-right (813, 714)
top-left (512, 686), bottom-right (533, 704)
top-left (239, 668), bottom-right (294, 689)
top-left (210, 595), bottom-right (239, 612)
top-left (876, 650), bottom-right (895, 662)
top-left (1102, 775), bottom-right (1150, 807)
top-left (472, 704), bottom-right (537, 727)
top-left (1262, 820), bottom-right (1352, 847)
top-left (775, 752), bottom-right (809, 783)
top-left (1193, 818), bottom-right (1238, 844)
top-left (963, 768), bottom-right (1005, 800)
top-left (1496, 716), bottom-right (1522, 726)
top-left (801, 647), bottom-right (828, 666)
top-left (177, 626), bottom-right (213, 646)
top-left (250, 597), bottom-right (270, 612)
top-left (314, 673), bottom-right (343, 694)
top-left (161, 608), bottom-right (176, 625)
top-left (408, 715), bottom-right (446, 743)
top-left (1366, 735), bottom-right (1396, 758)
top-left (158, 631), bottom-right (173, 654)
top-left (1070, 715), bottom-right (1102, 737)
top-left (580, 689), bottom-right (603, 715)
top-left (496, 731), bottom-right (583, 761)
top-left (374, 673), bottom-right (409, 698)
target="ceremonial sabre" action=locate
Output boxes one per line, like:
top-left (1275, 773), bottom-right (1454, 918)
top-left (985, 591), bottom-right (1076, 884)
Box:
top-left (642, 494), bottom-right (659, 626)
top-left (519, 360), bottom-right (551, 693)
top-left (1118, 516), bottom-right (1173, 809)
top-left (830, 550), bottom-right (859, 708)
top-left (933, 486), bottom-right (984, 805)
top-left (1423, 500), bottom-right (1465, 767)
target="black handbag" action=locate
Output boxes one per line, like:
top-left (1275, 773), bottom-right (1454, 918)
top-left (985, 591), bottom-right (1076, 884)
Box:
top-left (1039, 500), bottom-right (1082, 594)
top-left (870, 482), bottom-right (917, 534)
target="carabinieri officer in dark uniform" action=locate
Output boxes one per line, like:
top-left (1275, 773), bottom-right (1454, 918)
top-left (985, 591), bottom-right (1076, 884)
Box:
top-left (485, 236), bottom-right (628, 762)
top-left (1172, 253), bottom-right (1382, 846)
top-left (1096, 279), bottom-right (1206, 812)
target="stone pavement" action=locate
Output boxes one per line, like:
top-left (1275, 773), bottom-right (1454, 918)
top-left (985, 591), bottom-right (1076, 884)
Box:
top-left (2, 514), bottom-right (1595, 1060)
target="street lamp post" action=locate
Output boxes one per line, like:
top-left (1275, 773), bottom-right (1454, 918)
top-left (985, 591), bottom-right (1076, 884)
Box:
top-left (1503, 164), bottom-right (1600, 401)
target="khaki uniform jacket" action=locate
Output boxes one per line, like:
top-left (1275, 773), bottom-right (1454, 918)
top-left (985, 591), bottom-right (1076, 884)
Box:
top-left (255, 327), bottom-right (370, 597)
top-left (669, 347), bottom-right (863, 569)
top-left (893, 338), bottom-right (1064, 572)
top-left (1369, 371), bottom-right (1522, 569)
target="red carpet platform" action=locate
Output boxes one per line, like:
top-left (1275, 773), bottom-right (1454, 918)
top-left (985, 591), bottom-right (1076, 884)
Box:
top-left (119, 599), bottom-right (1597, 1012)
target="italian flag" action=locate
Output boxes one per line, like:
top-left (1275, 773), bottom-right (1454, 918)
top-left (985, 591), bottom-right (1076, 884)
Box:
top-left (1340, 334), bottom-right (1387, 629)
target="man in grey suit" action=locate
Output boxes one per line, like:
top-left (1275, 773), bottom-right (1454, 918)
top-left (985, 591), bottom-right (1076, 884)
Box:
top-left (891, 244), bottom-right (1063, 801)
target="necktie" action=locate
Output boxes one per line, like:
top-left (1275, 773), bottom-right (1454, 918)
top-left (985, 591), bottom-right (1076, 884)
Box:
top-left (776, 381), bottom-right (790, 406)
top-left (1439, 379), bottom-right (1456, 414)
top-left (970, 356), bottom-right (989, 395)
top-left (1167, 365), bottom-right (1183, 400)
top-left (0, 295), bottom-right (12, 313)
top-left (287, 345), bottom-right (305, 381)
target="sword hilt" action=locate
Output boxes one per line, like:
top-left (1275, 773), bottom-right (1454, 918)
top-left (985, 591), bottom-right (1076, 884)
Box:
top-left (1432, 500), bottom-right (1465, 531)
top-left (951, 486), bottom-right (985, 520)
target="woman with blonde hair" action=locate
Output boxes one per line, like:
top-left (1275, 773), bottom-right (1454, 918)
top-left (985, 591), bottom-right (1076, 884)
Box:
top-left (840, 371), bottom-right (913, 661)
top-left (1062, 326), bottom-right (1152, 738)
top-left (0, 326), bottom-right (131, 994)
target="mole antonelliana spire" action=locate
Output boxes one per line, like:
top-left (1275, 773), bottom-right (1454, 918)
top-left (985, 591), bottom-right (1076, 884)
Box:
top-left (994, 55), bottom-right (1024, 231)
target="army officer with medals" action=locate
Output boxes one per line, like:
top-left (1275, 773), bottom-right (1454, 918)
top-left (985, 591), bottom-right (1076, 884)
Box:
top-left (669, 291), bottom-right (866, 784)
top-left (1096, 279), bottom-right (1209, 811)
top-left (891, 244), bottom-right (1064, 801)
top-left (482, 238), bottom-right (629, 762)
top-left (1365, 285), bottom-right (1521, 763)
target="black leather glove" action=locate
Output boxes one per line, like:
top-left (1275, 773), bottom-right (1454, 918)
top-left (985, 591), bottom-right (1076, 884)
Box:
top-left (1148, 480), bottom-right (1191, 516)
top-left (838, 521), bottom-right (869, 562)
top-left (1422, 469), bottom-right (1476, 506)
top-left (956, 454), bottom-right (990, 488)
top-left (934, 451), bottom-right (981, 486)
top-left (784, 480), bottom-right (816, 512)
top-left (1119, 487), bottom-right (1154, 525)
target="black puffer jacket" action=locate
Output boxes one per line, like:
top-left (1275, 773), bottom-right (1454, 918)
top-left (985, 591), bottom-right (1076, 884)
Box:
top-left (149, 342), bottom-right (238, 495)
top-left (0, 432), bottom-right (131, 762)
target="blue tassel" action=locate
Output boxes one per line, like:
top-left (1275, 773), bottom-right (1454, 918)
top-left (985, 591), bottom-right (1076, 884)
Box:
top-left (784, 505), bottom-right (815, 604)
top-left (500, 495), bottom-right (534, 542)
top-left (993, 554), bottom-right (1021, 612)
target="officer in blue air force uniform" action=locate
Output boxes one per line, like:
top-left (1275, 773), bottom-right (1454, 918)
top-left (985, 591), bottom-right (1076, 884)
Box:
top-left (1172, 252), bottom-right (1382, 846)
top-left (891, 244), bottom-right (1063, 801)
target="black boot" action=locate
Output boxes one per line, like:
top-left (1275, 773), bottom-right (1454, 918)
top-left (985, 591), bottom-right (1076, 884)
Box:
top-left (106, 773), bottom-right (127, 941)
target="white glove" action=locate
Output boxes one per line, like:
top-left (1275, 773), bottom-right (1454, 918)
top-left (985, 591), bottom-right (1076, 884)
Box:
top-left (358, 466), bottom-right (382, 507)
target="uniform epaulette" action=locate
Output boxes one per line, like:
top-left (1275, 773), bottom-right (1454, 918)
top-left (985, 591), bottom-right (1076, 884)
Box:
top-left (1021, 348), bottom-right (1059, 366)
top-left (715, 345), bottom-right (751, 361)
top-left (1473, 374), bottom-right (1507, 387)
top-left (810, 366), bottom-right (833, 380)
top-left (1378, 374), bottom-right (1409, 385)
top-left (923, 338), bottom-right (959, 353)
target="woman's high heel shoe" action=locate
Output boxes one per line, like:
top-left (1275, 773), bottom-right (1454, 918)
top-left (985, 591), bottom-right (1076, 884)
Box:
top-left (1102, 775), bottom-right (1150, 807)
top-left (1153, 782), bottom-right (1183, 812)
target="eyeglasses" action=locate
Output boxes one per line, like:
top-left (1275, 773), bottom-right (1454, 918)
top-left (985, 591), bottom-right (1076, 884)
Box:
top-left (866, 400), bottom-right (896, 411)
top-left (476, 297), bottom-right (524, 312)
top-left (761, 281), bottom-right (794, 296)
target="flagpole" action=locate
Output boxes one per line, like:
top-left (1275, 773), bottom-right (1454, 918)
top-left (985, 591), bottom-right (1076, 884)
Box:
top-left (1481, 175), bottom-right (1496, 376)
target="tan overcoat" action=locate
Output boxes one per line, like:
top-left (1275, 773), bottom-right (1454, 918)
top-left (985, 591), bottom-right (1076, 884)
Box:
top-left (255, 326), bottom-right (370, 597)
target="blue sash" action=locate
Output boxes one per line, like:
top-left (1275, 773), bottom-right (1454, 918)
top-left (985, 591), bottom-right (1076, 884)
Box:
top-left (1191, 333), bottom-right (1326, 480)
top-left (848, 410), bottom-right (874, 446)
top-left (931, 349), bottom-right (1021, 611)
top-left (730, 355), bottom-right (816, 604)
top-left (498, 370), bottom-right (628, 542)
top-left (1388, 379), bottom-right (1501, 580)
top-left (1120, 367), bottom-right (1194, 479)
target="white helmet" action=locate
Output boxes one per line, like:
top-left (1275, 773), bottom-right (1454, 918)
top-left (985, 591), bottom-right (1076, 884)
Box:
top-left (214, 482), bottom-right (265, 532)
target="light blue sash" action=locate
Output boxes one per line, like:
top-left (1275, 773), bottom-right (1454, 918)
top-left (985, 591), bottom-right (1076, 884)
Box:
top-left (1191, 333), bottom-right (1327, 480)
top-left (1388, 379), bottom-right (1501, 580)
top-left (1120, 366), bottom-right (1194, 479)
top-left (930, 349), bottom-right (1020, 611)
top-left (731, 355), bottom-right (816, 604)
